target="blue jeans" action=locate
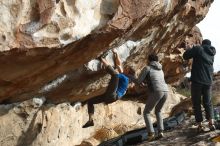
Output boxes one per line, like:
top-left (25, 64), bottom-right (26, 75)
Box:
top-left (191, 82), bottom-right (214, 123)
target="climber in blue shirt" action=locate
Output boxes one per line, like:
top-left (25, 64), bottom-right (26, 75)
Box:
top-left (82, 50), bottom-right (135, 128)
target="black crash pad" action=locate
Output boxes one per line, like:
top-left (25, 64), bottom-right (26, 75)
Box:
top-left (99, 112), bottom-right (186, 146)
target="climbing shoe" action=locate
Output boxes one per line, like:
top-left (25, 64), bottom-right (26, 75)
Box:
top-left (157, 131), bottom-right (164, 139)
top-left (82, 120), bottom-right (94, 128)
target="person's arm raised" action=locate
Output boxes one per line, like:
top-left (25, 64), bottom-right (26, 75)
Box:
top-left (112, 50), bottom-right (123, 73)
top-left (100, 57), bottom-right (110, 67)
top-left (183, 43), bottom-right (197, 60)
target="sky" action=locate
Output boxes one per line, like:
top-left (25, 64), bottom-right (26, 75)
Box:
top-left (197, 0), bottom-right (220, 72)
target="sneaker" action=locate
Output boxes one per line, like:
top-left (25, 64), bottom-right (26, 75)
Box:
top-left (147, 133), bottom-right (155, 142)
top-left (197, 125), bottom-right (205, 133)
top-left (209, 124), bottom-right (216, 131)
top-left (82, 120), bottom-right (94, 128)
top-left (158, 131), bottom-right (164, 139)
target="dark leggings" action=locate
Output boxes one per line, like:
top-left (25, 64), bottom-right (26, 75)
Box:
top-left (191, 82), bottom-right (214, 123)
top-left (87, 66), bottom-right (119, 114)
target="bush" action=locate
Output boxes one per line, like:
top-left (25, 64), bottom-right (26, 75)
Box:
top-left (176, 88), bottom-right (191, 98)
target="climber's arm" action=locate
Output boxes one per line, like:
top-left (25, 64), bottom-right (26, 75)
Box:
top-left (100, 57), bottom-right (111, 67)
top-left (112, 50), bottom-right (123, 73)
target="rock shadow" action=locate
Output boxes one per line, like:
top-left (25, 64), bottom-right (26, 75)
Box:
top-left (15, 106), bottom-right (51, 146)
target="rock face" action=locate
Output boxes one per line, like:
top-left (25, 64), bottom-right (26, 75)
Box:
top-left (0, 0), bottom-right (215, 145)
top-left (0, 0), bottom-right (212, 103)
top-left (0, 87), bottom-right (186, 146)
top-left (213, 72), bottom-right (220, 105)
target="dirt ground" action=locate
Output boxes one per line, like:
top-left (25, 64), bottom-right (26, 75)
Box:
top-left (138, 115), bottom-right (220, 146)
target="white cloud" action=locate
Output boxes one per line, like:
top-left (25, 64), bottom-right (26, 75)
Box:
top-left (197, 0), bottom-right (220, 72)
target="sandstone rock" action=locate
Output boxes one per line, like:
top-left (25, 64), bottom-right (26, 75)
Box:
top-left (170, 97), bottom-right (193, 116)
top-left (0, 1), bottom-right (216, 146)
top-left (0, 0), bottom-right (213, 103)
top-left (162, 26), bottom-right (202, 84)
top-left (0, 87), bottom-right (186, 146)
top-left (213, 72), bottom-right (220, 105)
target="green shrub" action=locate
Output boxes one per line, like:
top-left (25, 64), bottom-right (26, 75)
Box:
top-left (176, 88), bottom-right (191, 98)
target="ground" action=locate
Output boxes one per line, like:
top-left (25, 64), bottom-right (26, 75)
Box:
top-left (138, 115), bottom-right (220, 146)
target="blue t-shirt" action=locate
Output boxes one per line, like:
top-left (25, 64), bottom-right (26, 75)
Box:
top-left (116, 74), bottom-right (129, 98)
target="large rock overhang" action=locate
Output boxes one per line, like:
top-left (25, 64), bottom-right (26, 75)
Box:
top-left (0, 0), bottom-right (213, 103)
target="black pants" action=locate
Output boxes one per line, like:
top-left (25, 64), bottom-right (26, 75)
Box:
top-left (87, 66), bottom-right (119, 114)
top-left (191, 82), bottom-right (214, 123)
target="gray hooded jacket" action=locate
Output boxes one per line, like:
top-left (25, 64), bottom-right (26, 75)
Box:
top-left (135, 61), bottom-right (168, 92)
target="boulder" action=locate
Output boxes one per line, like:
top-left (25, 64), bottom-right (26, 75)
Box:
top-left (213, 72), bottom-right (220, 105)
top-left (0, 0), bottom-right (215, 145)
top-left (0, 87), bottom-right (186, 146)
top-left (0, 0), bottom-right (212, 103)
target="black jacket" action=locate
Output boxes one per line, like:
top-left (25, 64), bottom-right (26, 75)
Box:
top-left (183, 44), bottom-right (216, 85)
